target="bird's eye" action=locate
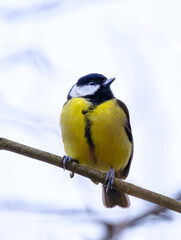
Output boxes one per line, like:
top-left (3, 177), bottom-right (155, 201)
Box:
top-left (89, 81), bottom-right (94, 85)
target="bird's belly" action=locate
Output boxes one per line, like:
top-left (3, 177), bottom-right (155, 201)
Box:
top-left (60, 98), bottom-right (132, 172)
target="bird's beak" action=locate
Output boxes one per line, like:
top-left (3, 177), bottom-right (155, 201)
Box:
top-left (103, 77), bottom-right (116, 87)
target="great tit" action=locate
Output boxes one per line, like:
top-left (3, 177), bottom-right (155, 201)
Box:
top-left (60, 73), bottom-right (133, 208)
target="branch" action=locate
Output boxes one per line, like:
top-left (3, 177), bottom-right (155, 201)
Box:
top-left (0, 138), bottom-right (181, 213)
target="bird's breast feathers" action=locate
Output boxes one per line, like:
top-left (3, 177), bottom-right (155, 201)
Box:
top-left (60, 98), bottom-right (132, 172)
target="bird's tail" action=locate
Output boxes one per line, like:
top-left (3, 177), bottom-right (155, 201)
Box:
top-left (102, 186), bottom-right (130, 208)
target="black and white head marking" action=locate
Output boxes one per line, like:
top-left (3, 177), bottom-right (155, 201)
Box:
top-left (68, 82), bottom-right (100, 99)
top-left (67, 73), bottom-right (115, 104)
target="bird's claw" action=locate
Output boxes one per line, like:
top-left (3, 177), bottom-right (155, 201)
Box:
top-left (62, 155), bottom-right (77, 179)
top-left (62, 155), bottom-right (74, 170)
top-left (104, 168), bottom-right (115, 193)
top-left (69, 172), bottom-right (74, 178)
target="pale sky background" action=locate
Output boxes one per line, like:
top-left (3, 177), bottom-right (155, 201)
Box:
top-left (0, 0), bottom-right (181, 239)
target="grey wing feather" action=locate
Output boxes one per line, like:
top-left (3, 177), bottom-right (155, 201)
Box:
top-left (116, 99), bottom-right (134, 179)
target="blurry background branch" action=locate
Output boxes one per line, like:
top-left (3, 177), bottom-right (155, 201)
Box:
top-left (0, 1), bottom-right (61, 20)
top-left (0, 137), bottom-right (181, 213)
top-left (99, 192), bottom-right (181, 239)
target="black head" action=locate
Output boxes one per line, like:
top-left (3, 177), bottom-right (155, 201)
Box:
top-left (68, 73), bottom-right (115, 104)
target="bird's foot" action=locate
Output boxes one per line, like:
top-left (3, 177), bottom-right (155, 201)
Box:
top-left (104, 168), bottom-right (115, 193)
top-left (62, 155), bottom-right (78, 178)
top-left (62, 155), bottom-right (74, 169)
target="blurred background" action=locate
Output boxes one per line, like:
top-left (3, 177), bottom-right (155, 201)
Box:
top-left (0, 0), bottom-right (181, 239)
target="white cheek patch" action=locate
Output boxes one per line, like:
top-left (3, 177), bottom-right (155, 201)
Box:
top-left (70, 84), bottom-right (100, 98)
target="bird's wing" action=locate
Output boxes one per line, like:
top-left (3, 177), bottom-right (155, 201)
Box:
top-left (116, 99), bottom-right (134, 179)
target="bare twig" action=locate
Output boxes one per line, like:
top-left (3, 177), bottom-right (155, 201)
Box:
top-left (100, 193), bottom-right (181, 239)
top-left (0, 137), bottom-right (181, 213)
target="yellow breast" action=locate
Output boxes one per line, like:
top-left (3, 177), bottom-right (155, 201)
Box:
top-left (60, 98), bottom-right (132, 172)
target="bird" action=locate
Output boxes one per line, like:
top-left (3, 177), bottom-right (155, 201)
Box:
top-left (60, 73), bottom-right (133, 208)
